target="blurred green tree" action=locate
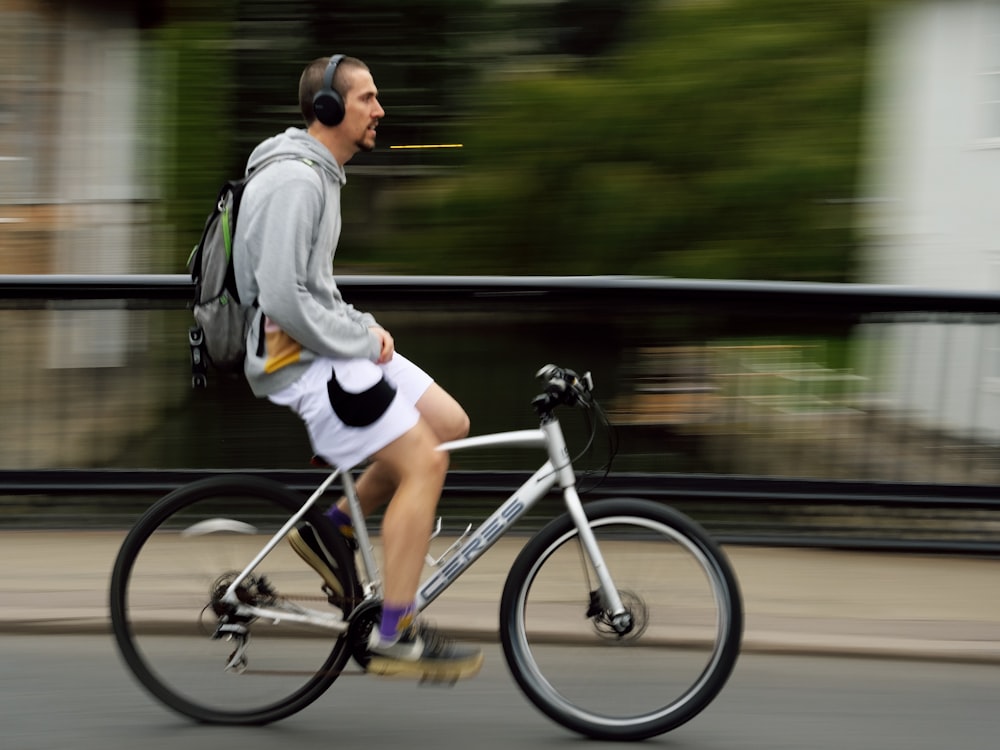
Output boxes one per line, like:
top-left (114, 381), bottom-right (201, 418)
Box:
top-left (155, 0), bottom-right (874, 282)
top-left (152, 1), bottom-right (237, 270)
top-left (155, 0), bottom-right (491, 267)
top-left (371, 0), bottom-right (873, 282)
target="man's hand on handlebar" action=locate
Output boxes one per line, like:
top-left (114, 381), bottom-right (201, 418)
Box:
top-left (533, 364), bottom-right (594, 414)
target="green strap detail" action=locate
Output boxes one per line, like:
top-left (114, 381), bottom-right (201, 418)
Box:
top-left (220, 156), bottom-right (314, 263)
top-left (222, 204), bottom-right (233, 261)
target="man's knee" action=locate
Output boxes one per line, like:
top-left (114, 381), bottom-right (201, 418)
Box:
top-left (376, 420), bottom-right (449, 483)
top-left (437, 399), bottom-right (470, 442)
top-left (426, 441), bottom-right (450, 481)
top-left (416, 385), bottom-right (470, 442)
top-left (448, 409), bottom-right (471, 442)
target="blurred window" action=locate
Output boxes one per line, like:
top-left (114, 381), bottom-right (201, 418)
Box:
top-left (0, 9), bottom-right (48, 202)
top-left (977, 4), bottom-right (1000, 144)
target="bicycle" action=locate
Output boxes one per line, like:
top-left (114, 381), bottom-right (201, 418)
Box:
top-left (109, 364), bottom-right (742, 741)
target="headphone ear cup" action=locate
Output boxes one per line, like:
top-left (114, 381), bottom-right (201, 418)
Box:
top-left (313, 54), bottom-right (346, 126)
top-left (313, 89), bottom-right (344, 126)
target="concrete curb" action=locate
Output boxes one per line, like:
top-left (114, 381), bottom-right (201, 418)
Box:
top-left (4, 616), bottom-right (1000, 665)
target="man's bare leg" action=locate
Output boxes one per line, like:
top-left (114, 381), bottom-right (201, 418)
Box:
top-left (288, 387), bottom-right (462, 599)
top-left (337, 382), bottom-right (469, 519)
top-left (290, 383), bottom-right (482, 677)
top-left (368, 418), bottom-right (449, 606)
top-left (365, 416), bottom-right (484, 679)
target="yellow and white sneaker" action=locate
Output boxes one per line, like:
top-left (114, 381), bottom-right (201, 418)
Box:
top-left (367, 622), bottom-right (484, 682)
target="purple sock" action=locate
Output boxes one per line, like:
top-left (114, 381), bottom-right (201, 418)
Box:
top-left (324, 505), bottom-right (352, 529)
top-left (379, 602), bottom-right (415, 643)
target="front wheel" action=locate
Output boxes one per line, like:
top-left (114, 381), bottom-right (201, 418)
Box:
top-left (500, 498), bottom-right (742, 741)
top-left (109, 475), bottom-right (359, 725)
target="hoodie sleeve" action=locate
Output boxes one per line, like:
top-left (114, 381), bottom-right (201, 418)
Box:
top-left (242, 163), bottom-right (381, 362)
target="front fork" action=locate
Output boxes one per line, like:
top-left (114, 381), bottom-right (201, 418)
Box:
top-left (540, 420), bottom-right (632, 634)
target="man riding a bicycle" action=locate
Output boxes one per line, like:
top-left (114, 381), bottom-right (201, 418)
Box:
top-left (233, 53), bottom-right (482, 681)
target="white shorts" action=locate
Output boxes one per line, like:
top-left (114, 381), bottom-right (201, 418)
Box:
top-left (267, 352), bottom-right (434, 470)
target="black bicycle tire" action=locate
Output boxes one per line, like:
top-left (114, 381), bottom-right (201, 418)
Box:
top-left (109, 474), bottom-right (358, 725)
top-left (499, 497), bottom-right (743, 741)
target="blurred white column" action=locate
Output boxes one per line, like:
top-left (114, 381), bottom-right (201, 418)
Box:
top-left (49, 5), bottom-right (142, 368)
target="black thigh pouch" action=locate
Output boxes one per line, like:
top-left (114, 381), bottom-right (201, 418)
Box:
top-left (326, 371), bottom-right (397, 427)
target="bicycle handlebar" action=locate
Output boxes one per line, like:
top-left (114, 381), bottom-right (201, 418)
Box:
top-left (532, 364), bottom-right (595, 415)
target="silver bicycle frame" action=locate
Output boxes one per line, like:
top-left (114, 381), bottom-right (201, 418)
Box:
top-left (222, 414), bottom-right (626, 626)
top-left (353, 417), bottom-right (627, 617)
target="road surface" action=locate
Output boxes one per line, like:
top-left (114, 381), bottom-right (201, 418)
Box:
top-left (3, 635), bottom-right (997, 750)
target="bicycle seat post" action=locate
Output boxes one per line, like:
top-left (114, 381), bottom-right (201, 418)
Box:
top-left (341, 469), bottom-right (382, 597)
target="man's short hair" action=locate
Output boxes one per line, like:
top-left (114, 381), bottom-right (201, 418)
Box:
top-left (299, 55), bottom-right (368, 126)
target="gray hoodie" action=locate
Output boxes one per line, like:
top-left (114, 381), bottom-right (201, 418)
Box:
top-left (234, 127), bottom-right (381, 397)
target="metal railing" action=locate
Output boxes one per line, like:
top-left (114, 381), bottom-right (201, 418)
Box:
top-left (5, 272), bottom-right (1000, 312)
top-left (1, 273), bottom-right (999, 553)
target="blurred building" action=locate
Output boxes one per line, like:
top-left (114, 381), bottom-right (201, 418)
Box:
top-left (0, 1), bottom-right (172, 471)
top-left (861, 1), bottom-right (1000, 289)
top-left (0, 0), bottom-right (163, 275)
top-left (859, 0), bottom-right (1000, 439)
top-left (0, 0), bottom-right (164, 373)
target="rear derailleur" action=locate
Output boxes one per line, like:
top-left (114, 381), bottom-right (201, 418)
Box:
top-left (205, 572), bottom-right (277, 672)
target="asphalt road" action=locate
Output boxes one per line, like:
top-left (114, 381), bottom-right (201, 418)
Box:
top-left (3, 635), bottom-right (997, 750)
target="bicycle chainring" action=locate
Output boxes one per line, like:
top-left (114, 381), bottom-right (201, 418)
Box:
top-left (344, 599), bottom-right (381, 669)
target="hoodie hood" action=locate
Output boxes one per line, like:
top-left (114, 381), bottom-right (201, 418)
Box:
top-left (246, 127), bottom-right (346, 186)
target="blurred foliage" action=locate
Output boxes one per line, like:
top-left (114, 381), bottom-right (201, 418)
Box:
top-left (154, 0), bottom-right (494, 266)
top-left (152, 13), bottom-right (235, 267)
top-left (153, 0), bottom-right (874, 282)
top-left (373, 0), bottom-right (873, 281)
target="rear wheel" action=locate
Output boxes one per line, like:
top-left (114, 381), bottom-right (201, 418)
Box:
top-left (109, 475), bottom-right (358, 724)
top-left (500, 498), bottom-right (742, 741)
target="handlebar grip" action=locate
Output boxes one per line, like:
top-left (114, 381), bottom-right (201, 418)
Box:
top-left (533, 364), bottom-right (594, 413)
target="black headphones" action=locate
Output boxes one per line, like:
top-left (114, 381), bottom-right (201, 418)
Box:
top-left (313, 54), bottom-right (346, 126)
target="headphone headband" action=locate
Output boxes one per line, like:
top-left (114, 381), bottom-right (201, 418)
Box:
top-left (321, 54), bottom-right (345, 92)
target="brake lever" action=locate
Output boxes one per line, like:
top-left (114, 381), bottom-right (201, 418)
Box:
top-left (535, 364), bottom-right (561, 381)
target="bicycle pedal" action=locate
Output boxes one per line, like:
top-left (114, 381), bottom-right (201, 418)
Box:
top-left (212, 622), bottom-right (249, 639)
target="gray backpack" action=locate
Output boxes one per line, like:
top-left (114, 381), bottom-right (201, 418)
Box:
top-left (187, 156), bottom-right (312, 387)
